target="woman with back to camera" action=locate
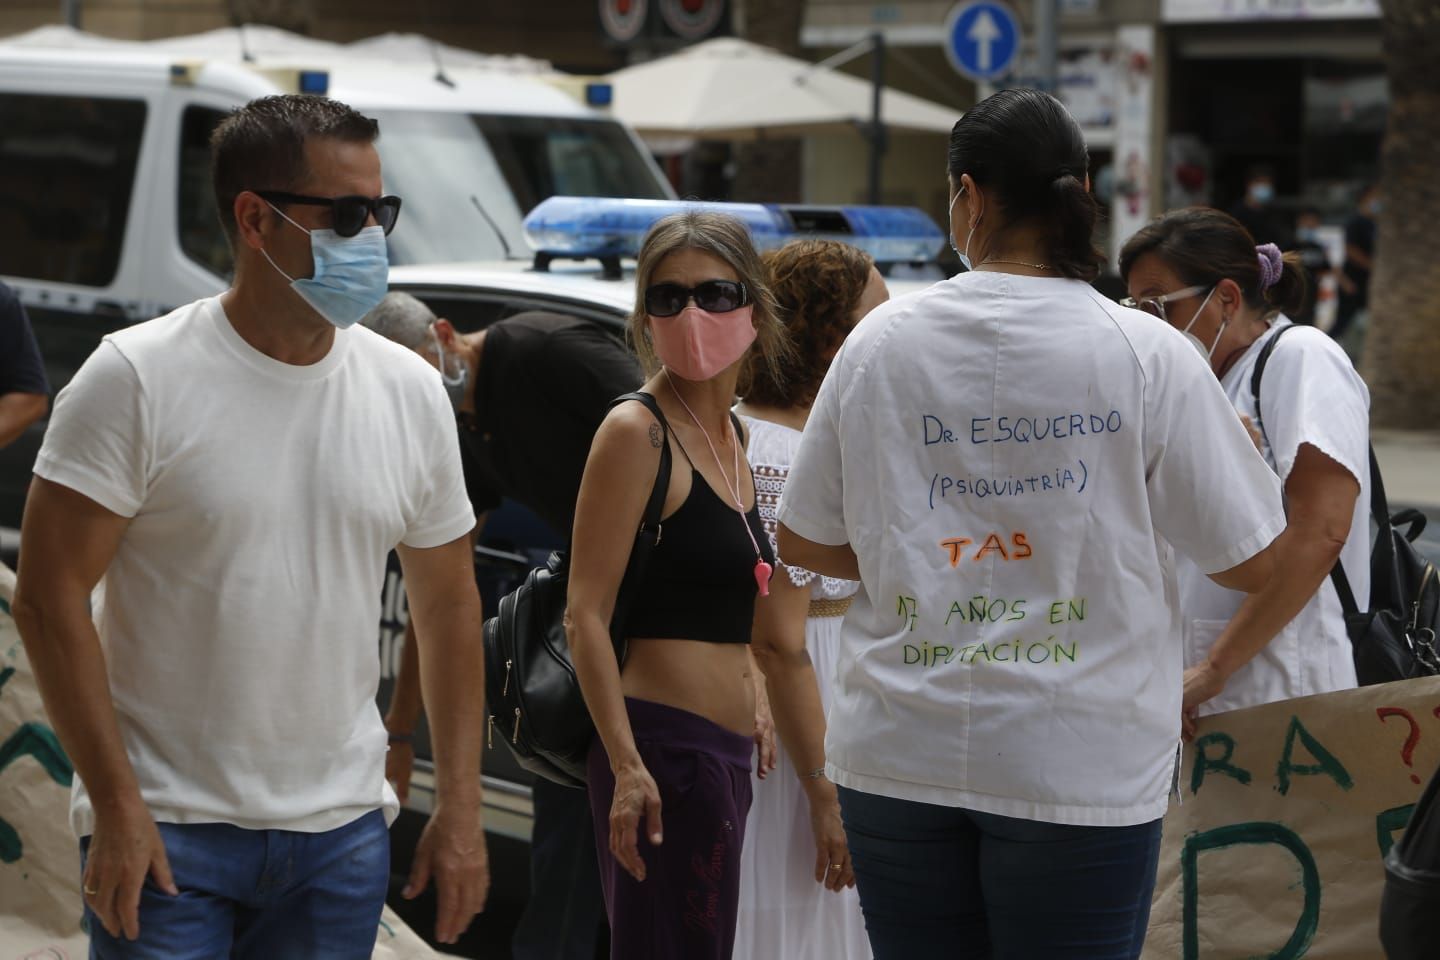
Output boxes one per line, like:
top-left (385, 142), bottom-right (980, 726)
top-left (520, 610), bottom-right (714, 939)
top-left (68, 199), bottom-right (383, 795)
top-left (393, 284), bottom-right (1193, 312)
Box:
top-left (733, 239), bottom-right (889, 960)
top-left (1119, 208), bottom-right (1367, 733)
top-left (775, 88), bottom-right (1288, 959)
top-left (565, 210), bottom-right (787, 960)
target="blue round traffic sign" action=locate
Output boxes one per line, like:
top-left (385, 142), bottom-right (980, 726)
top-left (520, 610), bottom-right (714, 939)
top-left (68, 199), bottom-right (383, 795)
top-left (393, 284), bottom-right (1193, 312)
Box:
top-left (943, 0), bottom-right (1021, 82)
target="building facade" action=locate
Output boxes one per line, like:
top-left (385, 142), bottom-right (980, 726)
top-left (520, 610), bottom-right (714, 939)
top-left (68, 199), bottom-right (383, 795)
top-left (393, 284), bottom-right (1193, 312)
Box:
top-left (802, 0), bottom-right (1386, 266)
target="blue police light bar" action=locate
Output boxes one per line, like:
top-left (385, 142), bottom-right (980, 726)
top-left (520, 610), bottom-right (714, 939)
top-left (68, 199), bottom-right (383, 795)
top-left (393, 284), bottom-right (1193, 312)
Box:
top-left (585, 82), bottom-right (614, 107)
top-left (298, 70), bottom-right (329, 95)
top-left (523, 197), bottom-right (944, 269)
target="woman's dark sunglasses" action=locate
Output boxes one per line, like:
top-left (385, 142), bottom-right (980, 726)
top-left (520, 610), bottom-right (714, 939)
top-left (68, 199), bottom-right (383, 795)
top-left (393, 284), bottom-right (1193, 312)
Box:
top-left (256, 190), bottom-right (403, 237)
top-left (644, 280), bottom-right (749, 318)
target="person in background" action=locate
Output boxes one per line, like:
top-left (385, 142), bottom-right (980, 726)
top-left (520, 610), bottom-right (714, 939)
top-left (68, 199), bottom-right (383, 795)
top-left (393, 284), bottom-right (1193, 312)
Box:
top-left (12, 94), bottom-right (488, 955)
top-left (567, 210), bottom-right (788, 959)
top-left (1288, 207), bottom-right (1333, 327)
top-left (733, 239), bottom-right (888, 960)
top-left (363, 291), bottom-right (642, 960)
top-left (1120, 208), bottom-right (1367, 731)
top-left (1229, 166), bottom-right (1290, 249)
top-left (776, 88), bottom-right (1285, 960)
top-left (0, 280), bottom-right (49, 449)
top-left (1334, 182), bottom-right (1379, 346)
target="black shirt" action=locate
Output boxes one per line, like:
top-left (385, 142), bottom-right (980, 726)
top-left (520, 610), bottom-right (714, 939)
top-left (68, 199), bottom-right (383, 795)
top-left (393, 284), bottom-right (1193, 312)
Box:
top-left (457, 311), bottom-right (643, 537)
top-left (1291, 240), bottom-right (1331, 326)
top-left (1230, 201), bottom-right (1291, 249)
top-left (1342, 214), bottom-right (1376, 307)
top-left (0, 281), bottom-right (50, 398)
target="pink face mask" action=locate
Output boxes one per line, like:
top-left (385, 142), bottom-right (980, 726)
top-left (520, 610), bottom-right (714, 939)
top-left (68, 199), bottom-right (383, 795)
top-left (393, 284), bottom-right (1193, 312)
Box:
top-left (649, 305), bottom-right (757, 381)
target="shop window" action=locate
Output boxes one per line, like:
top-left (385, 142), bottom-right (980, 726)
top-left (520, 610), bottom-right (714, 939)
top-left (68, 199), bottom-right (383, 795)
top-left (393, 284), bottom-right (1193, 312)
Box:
top-left (178, 106), bottom-right (234, 279)
top-left (1303, 63), bottom-right (1386, 191)
top-left (0, 93), bottom-right (146, 287)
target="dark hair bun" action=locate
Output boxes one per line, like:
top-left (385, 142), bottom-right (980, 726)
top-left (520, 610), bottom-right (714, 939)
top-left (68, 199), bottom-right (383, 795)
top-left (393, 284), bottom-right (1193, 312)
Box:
top-left (1049, 174), bottom-right (1104, 282)
top-left (1266, 251), bottom-right (1309, 319)
top-left (947, 88), bottom-right (1101, 282)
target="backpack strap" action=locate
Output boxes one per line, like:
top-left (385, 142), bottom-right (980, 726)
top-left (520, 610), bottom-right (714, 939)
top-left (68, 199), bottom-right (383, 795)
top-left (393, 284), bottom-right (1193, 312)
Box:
top-left (1249, 324), bottom-right (1385, 620)
top-left (610, 391), bottom-right (673, 535)
top-left (1248, 322), bottom-right (1301, 453)
top-left (605, 392), bottom-right (674, 651)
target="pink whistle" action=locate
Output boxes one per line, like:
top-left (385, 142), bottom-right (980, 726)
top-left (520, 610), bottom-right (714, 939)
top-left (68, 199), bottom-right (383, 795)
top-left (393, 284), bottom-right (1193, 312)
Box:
top-left (754, 559), bottom-right (773, 597)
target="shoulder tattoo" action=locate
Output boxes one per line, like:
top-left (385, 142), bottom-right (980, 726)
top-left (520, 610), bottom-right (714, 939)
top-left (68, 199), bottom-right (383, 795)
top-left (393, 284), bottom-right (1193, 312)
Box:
top-left (648, 422), bottom-right (663, 449)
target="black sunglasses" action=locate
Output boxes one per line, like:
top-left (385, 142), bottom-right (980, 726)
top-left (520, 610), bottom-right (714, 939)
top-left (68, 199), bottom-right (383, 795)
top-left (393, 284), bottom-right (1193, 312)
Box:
top-left (255, 190), bottom-right (403, 238)
top-left (643, 280), bottom-right (749, 318)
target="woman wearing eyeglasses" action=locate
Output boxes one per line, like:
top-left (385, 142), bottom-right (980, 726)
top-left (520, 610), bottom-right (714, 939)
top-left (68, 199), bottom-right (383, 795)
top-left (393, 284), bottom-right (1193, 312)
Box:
top-left (774, 89), bottom-right (1287, 959)
top-left (1119, 207), bottom-right (1367, 733)
top-left (566, 210), bottom-right (788, 960)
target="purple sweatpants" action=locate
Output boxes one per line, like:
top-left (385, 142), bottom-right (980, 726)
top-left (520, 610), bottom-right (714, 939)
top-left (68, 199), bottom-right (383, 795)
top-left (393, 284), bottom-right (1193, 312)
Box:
top-left (587, 697), bottom-right (754, 960)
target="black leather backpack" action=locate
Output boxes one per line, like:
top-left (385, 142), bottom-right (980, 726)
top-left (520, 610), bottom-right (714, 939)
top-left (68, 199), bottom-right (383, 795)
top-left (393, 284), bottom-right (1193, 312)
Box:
top-left (482, 392), bottom-right (672, 787)
top-left (1251, 325), bottom-right (1439, 685)
top-left (1381, 759), bottom-right (1440, 958)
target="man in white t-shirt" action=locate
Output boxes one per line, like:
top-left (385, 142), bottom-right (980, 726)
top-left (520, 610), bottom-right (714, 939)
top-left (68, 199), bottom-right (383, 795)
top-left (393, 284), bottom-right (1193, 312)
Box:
top-left (12, 95), bottom-right (488, 956)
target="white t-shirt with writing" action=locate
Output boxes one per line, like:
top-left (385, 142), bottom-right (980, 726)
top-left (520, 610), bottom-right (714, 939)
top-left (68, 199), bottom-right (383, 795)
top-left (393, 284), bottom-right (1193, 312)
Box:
top-left (778, 272), bottom-right (1286, 826)
top-left (1176, 319), bottom-right (1367, 715)
top-left (35, 297), bottom-right (475, 836)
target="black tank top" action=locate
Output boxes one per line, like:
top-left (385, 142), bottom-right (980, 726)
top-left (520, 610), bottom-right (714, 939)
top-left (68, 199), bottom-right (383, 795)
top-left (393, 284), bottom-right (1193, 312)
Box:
top-left (620, 410), bottom-right (776, 645)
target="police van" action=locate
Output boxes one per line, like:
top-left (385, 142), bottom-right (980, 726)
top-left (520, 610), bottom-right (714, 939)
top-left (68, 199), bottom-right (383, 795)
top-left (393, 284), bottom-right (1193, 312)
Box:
top-left (0, 28), bottom-right (674, 528)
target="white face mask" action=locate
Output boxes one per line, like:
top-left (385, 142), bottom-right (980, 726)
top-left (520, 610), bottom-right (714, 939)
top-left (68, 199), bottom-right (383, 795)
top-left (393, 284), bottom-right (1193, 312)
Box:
top-left (1179, 286), bottom-right (1226, 362)
top-left (429, 325), bottom-right (468, 410)
top-left (949, 187), bottom-right (979, 272)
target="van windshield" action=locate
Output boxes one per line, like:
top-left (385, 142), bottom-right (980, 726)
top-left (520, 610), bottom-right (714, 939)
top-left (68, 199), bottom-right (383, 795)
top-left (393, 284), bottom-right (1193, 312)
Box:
top-left (371, 110), bottom-right (671, 264)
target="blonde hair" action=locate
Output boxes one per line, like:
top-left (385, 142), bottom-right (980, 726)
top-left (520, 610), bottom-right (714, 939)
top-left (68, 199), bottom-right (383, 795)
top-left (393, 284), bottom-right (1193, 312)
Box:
top-left (627, 210), bottom-right (790, 383)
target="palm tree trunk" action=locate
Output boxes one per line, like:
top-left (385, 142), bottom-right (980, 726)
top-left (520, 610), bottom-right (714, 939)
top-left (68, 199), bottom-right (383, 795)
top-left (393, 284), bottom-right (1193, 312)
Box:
top-left (1362, 0), bottom-right (1440, 428)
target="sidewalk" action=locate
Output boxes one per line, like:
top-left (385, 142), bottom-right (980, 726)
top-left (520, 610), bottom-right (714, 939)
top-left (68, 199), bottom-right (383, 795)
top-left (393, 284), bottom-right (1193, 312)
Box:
top-left (1372, 429), bottom-right (1440, 510)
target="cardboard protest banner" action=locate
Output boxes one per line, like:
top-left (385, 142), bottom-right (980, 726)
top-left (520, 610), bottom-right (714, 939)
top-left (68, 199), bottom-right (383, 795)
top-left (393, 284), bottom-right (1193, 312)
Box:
top-left (0, 564), bottom-right (455, 959)
top-left (1144, 675), bottom-right (1440, 959)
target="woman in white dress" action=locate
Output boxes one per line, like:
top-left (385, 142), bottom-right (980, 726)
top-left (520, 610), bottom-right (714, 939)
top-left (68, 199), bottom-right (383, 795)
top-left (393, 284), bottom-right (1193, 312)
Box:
top-left (733, 239), bottom-right (889, 960)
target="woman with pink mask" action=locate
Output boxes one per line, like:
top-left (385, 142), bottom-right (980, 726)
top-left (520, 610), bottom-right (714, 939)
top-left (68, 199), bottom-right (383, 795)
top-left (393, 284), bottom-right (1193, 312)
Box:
top-left (566, 210), bottom-right (791, 959)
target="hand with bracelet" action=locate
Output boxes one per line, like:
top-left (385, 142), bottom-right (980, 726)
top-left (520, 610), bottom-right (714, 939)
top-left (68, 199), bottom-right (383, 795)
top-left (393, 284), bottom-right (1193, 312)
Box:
top-left (802, 767), bottom-right (854, 892)
top-left (749, 564), bottom-right (856, 893)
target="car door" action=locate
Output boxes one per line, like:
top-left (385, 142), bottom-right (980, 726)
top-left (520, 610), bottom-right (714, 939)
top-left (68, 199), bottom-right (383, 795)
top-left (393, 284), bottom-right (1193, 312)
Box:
top-left (375, 281), bottom-right (627, 841)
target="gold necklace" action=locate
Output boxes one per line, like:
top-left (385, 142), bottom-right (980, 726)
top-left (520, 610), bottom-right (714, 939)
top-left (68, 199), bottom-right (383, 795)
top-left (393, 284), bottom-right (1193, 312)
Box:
top-left (979, 257), bottom-right (1055, 270)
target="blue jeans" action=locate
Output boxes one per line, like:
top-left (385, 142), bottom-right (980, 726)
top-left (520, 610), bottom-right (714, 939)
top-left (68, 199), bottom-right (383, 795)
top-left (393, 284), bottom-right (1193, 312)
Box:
top-left (837, 787), bottom-right (1162, 960)
top-left (80, 809), bottom-right (389, 960)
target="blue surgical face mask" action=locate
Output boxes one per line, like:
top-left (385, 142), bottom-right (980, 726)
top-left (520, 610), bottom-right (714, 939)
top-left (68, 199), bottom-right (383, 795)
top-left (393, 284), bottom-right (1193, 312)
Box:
top-left (949, 187), bottom-right (979, 272)
top-left (429, 325), bottom-right (468, 410)
top-left (262, 203), bottom-right (389, 329)
top-left (1249, 181), bottom-right (1275, 205)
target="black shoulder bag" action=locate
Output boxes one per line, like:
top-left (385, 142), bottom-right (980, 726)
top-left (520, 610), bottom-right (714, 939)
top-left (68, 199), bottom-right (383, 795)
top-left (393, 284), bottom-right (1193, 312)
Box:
top-left (1381, 756), bottom-right (1440, 959)
top-left (1251, 325), bottom-right (1440, 685)
top-left (481, 391), bottom-right (672, 787)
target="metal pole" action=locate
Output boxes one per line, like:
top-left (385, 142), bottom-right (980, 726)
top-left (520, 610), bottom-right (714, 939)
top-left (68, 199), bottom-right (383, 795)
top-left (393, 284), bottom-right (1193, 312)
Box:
top-left (868, 31), bottom-right (886, 207)
top-left (61, 0), bottom-right (81, 28)
top-left (1034, 0), bottom-right (1058, 93)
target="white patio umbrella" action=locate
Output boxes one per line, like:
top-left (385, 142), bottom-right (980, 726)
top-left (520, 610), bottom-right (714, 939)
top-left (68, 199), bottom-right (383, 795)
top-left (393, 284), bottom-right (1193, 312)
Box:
top-left (346, 32), bottom-right (551, 75)
top-left (606, 37), bottom-right (960, 140)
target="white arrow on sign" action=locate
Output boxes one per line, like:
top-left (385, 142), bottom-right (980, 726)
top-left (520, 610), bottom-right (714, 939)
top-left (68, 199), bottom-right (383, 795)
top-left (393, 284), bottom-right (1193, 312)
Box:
top-left (967, 10), bottom-right (1002, 73)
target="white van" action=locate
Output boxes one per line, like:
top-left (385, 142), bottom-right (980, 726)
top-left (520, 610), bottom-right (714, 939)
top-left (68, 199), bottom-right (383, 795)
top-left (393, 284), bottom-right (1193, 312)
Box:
top-left (0, 31), bottom-right (674, 527)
